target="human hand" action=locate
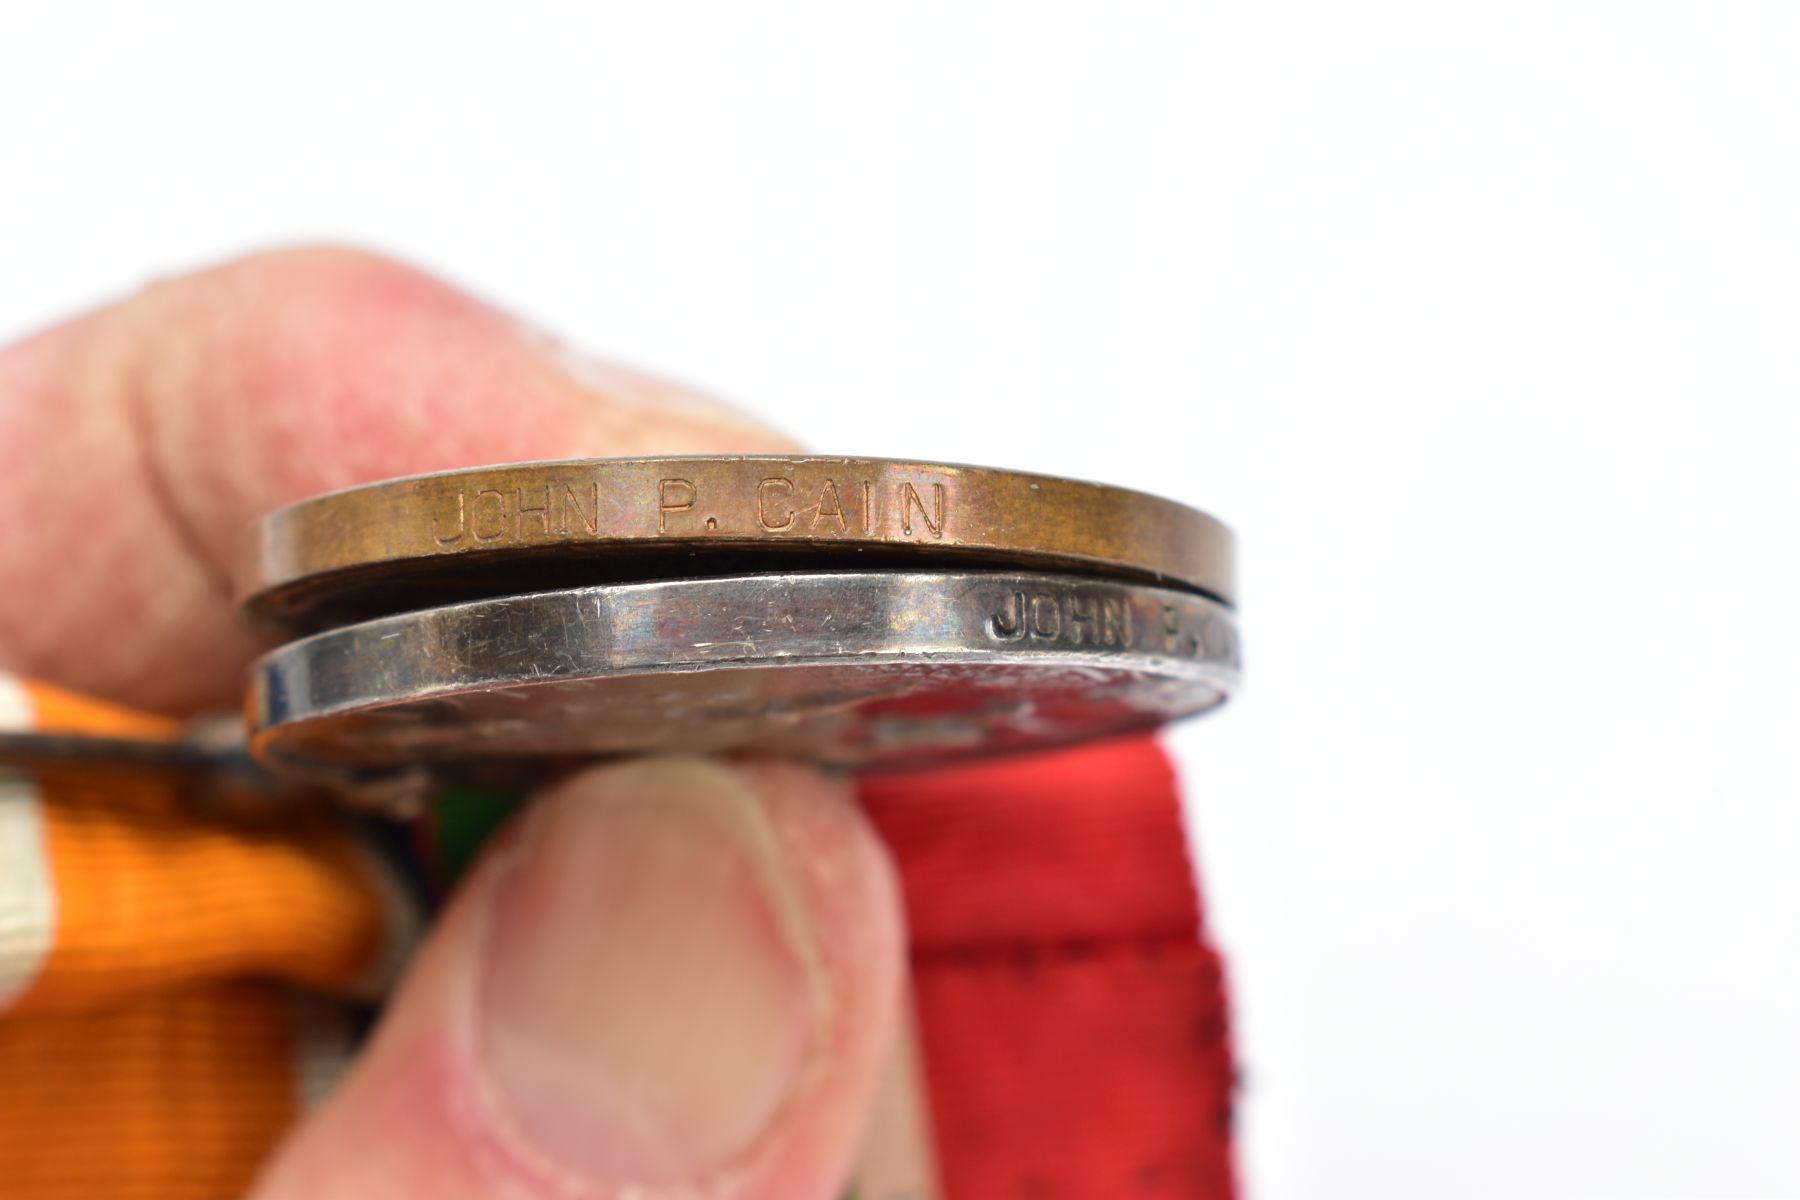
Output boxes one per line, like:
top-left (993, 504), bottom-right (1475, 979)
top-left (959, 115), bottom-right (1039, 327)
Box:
top-left (0, 247), bottom-right (905, 1198)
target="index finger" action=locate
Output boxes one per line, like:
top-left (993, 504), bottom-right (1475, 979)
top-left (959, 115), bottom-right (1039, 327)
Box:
top-left (0, 246), bottom-right (795, 714)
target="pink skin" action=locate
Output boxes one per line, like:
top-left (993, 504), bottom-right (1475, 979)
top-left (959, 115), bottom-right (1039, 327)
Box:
top-left (0, 249), bottom-right (904, 1198)
top-left (254, 762), bottom-right (902, 1200)
top-left (0, 246), bottom-right (796, 713)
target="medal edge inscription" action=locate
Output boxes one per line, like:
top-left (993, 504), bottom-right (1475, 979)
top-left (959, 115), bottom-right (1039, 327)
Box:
top-left (245, 459), bottom-right (1236, 621)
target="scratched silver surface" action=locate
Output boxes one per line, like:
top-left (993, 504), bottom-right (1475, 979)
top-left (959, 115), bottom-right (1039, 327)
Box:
top-left (249, 571), bottom-right (1240, 773)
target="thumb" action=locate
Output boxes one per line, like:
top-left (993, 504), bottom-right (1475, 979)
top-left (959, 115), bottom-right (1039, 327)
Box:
top-left (252, 757), bottom-right (905, 1199)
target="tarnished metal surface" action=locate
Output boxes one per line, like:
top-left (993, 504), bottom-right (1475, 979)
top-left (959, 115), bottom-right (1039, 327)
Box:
top-left (240, 457), bottom-right (1236, 630)
top-left (250, 571), bottom-right (1240, 774)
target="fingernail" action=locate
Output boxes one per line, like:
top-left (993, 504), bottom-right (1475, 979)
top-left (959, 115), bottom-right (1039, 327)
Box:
top-left (477, 758), bottom-right (825, 1186)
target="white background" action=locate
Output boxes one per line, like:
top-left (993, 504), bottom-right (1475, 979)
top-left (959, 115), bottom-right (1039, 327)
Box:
top-left (5, 4), bottom-right (1798, 1195)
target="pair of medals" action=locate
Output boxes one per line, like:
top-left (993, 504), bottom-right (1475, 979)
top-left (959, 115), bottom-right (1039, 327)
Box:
top-left (0, 456), bottom-right (1238, 812)
top-left (241, 457), bottom-right (1240, 806)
